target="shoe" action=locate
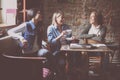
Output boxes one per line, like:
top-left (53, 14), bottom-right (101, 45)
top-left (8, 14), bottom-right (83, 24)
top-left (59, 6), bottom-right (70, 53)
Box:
top-left (89, 70), bottom-right (99, 76)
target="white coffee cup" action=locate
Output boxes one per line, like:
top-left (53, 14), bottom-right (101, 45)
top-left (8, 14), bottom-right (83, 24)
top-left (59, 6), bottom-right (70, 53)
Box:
top-left (66, 29), bottom-right (72, 35)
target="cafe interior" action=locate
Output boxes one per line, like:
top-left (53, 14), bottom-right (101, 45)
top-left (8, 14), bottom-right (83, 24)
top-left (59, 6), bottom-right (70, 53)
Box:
top-left (0, 0), bottom-right (120, 80)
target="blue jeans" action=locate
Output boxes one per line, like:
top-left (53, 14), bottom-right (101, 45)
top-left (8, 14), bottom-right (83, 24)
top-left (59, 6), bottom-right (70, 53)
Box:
top-left (37, 48), bottom-right (49, 56)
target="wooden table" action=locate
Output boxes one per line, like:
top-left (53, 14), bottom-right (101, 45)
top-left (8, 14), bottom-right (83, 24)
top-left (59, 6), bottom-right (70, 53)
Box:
top-left (60, 44), bottom-right (113, 78)
top-left (61, 44), bottom-right (112, 52)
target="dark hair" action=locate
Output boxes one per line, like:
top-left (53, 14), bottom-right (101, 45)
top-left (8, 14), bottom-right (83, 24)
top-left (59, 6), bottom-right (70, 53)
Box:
top-left (26, 8), bottom-right (41, 21)
top-left (91, 11), bottom-right (103, 25)
top-left (97, 11), bottom-right (103, 25)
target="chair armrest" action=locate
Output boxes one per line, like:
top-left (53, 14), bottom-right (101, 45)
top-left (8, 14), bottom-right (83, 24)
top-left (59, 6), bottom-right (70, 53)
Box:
top-left (2, 53), bottom-right (46, 60)
top-left (0, 36), bottom-right (18, 53)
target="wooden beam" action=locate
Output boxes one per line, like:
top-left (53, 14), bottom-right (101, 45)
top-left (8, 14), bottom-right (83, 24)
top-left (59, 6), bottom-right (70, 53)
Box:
top-left (23, 0), bottom-right (26, 22)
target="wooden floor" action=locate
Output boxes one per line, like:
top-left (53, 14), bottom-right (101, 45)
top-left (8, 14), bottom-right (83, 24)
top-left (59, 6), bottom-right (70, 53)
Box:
top-left (66, 63), bottom-right (120, 80)
top-left (67, 52), bottom-right (120, 80)
top-left (89, 63), bottom-right (120, 80)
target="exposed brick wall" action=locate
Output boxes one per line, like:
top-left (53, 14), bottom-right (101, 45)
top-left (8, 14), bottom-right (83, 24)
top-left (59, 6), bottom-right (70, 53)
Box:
top-left (43, 0), bottom-right (120, 43)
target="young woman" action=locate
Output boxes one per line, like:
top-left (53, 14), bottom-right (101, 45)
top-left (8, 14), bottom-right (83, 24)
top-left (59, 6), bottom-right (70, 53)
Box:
top-left (47, 10), bottom-right (74, 80)
top-left (80, 11), bottom-right (108, 73)
top-left (80, 11), bottom-right (107, 44)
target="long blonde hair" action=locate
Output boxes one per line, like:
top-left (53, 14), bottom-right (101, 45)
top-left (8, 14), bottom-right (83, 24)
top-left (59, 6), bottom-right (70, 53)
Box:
top-left (52, 10), bottom-right (64, 25)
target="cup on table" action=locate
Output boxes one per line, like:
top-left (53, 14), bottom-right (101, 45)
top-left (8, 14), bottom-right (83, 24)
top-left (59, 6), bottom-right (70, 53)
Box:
top-left (65, 29), bottom-right (72, 35)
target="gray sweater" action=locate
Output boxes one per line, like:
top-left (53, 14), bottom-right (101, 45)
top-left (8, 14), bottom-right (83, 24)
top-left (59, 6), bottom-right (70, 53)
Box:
top-left (79, 24), bottom-right (107, 42)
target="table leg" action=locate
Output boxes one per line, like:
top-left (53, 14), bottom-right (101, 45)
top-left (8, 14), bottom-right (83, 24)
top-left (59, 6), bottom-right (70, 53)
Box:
top-left (81, 51), bottom-right (89, 79)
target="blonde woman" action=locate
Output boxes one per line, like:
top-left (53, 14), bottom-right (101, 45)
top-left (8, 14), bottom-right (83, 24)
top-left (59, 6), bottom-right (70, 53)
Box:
top-left (47, 10), bottom-right (74, 52)
top-left (47, 10), bottom-right (74, 80)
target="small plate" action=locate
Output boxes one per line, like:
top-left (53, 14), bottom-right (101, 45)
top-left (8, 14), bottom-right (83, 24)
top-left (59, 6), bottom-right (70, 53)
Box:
top-left (66, 37), bottom-right (73, 41)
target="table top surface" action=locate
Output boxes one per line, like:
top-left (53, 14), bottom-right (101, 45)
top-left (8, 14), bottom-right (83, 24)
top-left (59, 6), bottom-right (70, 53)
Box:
top-left (60, 44), bottom-right (113, 52)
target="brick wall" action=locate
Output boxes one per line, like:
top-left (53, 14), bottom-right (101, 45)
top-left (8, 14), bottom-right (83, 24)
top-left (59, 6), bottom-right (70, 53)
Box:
top-left (43, 0), bottom-right (120, 43)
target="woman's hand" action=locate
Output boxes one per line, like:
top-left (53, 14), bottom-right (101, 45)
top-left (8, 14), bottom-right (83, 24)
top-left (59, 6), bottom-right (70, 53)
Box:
top-left (71, 36), bottom-right (76, 40)
top-left (20, 39), bottom-right (28, 48)
top-left (60, 30), bottom-right (67, 37)
top-left (56, 30), bottom-right (67, 40)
